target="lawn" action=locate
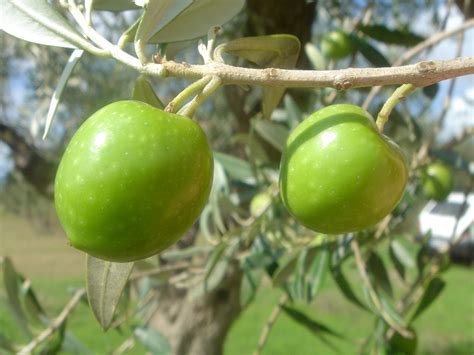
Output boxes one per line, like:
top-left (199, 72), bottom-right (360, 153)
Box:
top-left (1, 211), bottom-right (473, 354)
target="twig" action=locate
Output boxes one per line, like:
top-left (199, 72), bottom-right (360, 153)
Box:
top-left (441, 126), bottom-right (474, 149)
top-left (254, 293), bottom-right (289, 355)
top-left (376, 84), bottom-right (417, 132)
top-left (19, 289), bottom-right (86, 354)
top-left (64, 5), bottom-right (474, 90)
top-left (363, 19), bottom-right (474, 109)
top-left (156, 57), bottom-right (474, 89)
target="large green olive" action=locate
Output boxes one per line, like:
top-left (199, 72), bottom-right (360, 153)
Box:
top-left (55, 101), bottom-right (213, 262)
top-left (421, 162), bottom-right (453, 201)
top-left (280, 104), bottom-right (408, 234)
top-left (321, 30), bottom-right (354, 60)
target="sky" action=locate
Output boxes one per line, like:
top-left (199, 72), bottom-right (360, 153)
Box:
top-left (0, 3), bottom-right (472, 183)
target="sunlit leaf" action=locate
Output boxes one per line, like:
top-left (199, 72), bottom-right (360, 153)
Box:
top-left (43, 49), bottom-right (84, 139)
top-left (135, 0), bottom-right (193, 45)
top-left (132, 0), bottom-right (244, 44)
top-left (86, 255), bottom-right (134, 330)
top-left (1, 0), bottom-right (93, 49)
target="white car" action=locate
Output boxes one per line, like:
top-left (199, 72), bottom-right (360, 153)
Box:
top-left (418, 191), bottom-right (474, 262)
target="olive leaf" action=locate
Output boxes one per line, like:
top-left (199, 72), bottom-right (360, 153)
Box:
top-left (86, 255), bottom-right (134, 330)
top-left (253, 120), bottom-right (290, 153)
top-left (350, 34), bottom-right (390, 67)
top-left (131, 76), bottom-right (164, 109)
top-left (1, 257), bottom-right (31, 337)
top-left (92, 0), bottom-right (139, 11)
top-left (43, 49), bottom-right (84, 139)
top-left (135, 0), bottom-right (193, 45)
top-left (132, 0), bottom-right (244, 45)
top-left (1, 0), bottom-right (94, 49)
top-left (216, 35), bottom-right (301, 118)
top-left (356, 24), bottom-right (425, 46)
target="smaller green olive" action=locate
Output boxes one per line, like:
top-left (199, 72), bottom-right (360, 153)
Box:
top-left (321, 31), bottom-right (353, 60)
top-left (421, 162), bottom-right (453, 201)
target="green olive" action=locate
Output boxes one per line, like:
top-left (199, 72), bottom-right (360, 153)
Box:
top-left (280, 104), bottom-right (408, 234)
top-left (55, 101), bottom-right (213, 262)
top-left (421, 162), bottom-right (453, 201)
top-left (321, 30), bottom-right (354, 60)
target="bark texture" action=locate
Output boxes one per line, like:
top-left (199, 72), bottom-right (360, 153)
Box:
top-left (150, 265), bottom-right (243, 355)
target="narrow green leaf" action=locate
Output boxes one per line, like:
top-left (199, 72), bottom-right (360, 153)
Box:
top-left (133, 0), bottom-right (244, 44)
top-left (367, 251), bottom-right (393, 298)
top-left (43, 49), bottom-right (84, 139)
top-left (350, 35), bottom-right (390, 67)
top-left (1, 0), bottom-right (94, 49)
top-left (135, 0), bottom-right (193, 45)
top-left (86, 255), bottom-right (134, 330)
top-left (422, 83), bottom-right (439, 99)
top-left (356, 24), bottom-right (425, 46)
top-left (272, 254), bottom-right (299, 287)
top-left (37, 318), bottom-right (67, 355)
top-left (411, 277), bottom-right (446, 321)
top-left (93, 0), bottom-right (139, 11)
top-left (283, 95), bottom-right (303, 129)
top-left (379, 293), bottom-right (407, 328)
top-left (330, 259), bottom-right (368, 311)
top-left (307, 246), bottom-right (328, 300)
top-left (291, 249), bottom-right (308, 301)
top-left (388, 328), bottom-right (418, 355)
top-left (204, 242), bottom-right (228, 286)
top-left (282, 305), bottom-right (344, 352)
top-left (253, 120), bottom-right (289, 152)
top-left (389, 243), bottom-right (406, 281)
top-left (134, 327), bottom-right (171, 355)
top-left (391, 240), bottom-right (415, 268)
top-left (19, 278), bottom-right (49, 328)
top-left (131, 76), bottom-right (164, 109)
top-left (1, 257), bottom-right (31, 337)
top-left (305, 42), bottom-right (326, 70)
top-left (240, 268), bottom-right (262, 308)
top-left (214, 152), bottom-right (254, 181)
top-left (218, 35), bottom-right (300, 118)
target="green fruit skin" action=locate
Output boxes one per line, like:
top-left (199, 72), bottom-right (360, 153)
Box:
top-left (280, 104), bottom-right (408, 234)
top-left (54, 101), bottom-right (213, 262)
top-left (421, 162), bottom-right (453, 201)
top-left (321, 31), bottom-right (353, 60)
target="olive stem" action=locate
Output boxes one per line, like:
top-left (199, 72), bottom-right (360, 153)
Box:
top-left (165, 76), bottom-right (213, 113)
top-left (178, 76), bottom-right (222, 118)
top-left (376, 84), bottom-right (417, 132)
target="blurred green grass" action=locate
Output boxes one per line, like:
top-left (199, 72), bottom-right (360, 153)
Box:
top-left (1, 211), bottom-right (473, 354)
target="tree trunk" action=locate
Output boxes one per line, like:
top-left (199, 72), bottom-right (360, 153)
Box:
top-left (150, 264), bottom-right (243, 355)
